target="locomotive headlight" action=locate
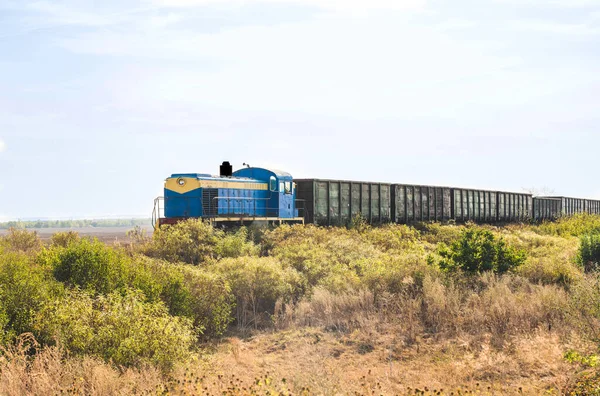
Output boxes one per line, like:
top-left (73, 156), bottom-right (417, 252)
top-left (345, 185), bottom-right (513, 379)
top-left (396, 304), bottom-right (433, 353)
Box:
top-left (177, 178), bottom-right (186, 186)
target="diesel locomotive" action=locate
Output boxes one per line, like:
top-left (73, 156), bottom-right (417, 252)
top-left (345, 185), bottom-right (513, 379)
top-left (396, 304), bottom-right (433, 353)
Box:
top-left (153, 162), bottom-right (600, 227)
top-left (152, 162), bottom-right (304, 227)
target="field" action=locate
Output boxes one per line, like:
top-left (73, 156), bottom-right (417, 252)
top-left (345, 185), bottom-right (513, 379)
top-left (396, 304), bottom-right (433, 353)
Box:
top-left (2, 216), bottom-right (600, 395)
top-left (0, 225), bottom-right (154, 243)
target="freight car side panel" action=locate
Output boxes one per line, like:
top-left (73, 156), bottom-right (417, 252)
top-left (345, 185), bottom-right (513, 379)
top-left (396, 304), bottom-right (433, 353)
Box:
top-left (533, 198), bottom-right (561, 221)
top-left (391, 185), bottom-right (451, 224)
top-left (538, 196), bottom-right (600, 217)
top-left (452, 189), bottom-right (531, 223)
top-left (351, 184), bottom-right (361, 218)
top-left (295, 179), bottom-right (391, 226)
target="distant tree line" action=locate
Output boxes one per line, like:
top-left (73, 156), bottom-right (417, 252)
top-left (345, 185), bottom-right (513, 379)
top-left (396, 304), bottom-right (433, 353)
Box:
top-left (0, 219), bottom-right (150, 229)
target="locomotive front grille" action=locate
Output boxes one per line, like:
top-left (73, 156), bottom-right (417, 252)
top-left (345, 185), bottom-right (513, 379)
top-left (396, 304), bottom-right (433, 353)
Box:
top-left (202, 188), bottom-right (218, 217)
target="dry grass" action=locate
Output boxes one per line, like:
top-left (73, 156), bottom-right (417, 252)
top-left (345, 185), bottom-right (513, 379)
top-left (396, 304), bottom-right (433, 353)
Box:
top-left (191, 327), bottom-right (580, 395)
top-left (0, 334), bottom-right (165, 395)
top-left (2, 220), bottom-right (600, 394)
top-left (0, 326), bottom-right (586, 395)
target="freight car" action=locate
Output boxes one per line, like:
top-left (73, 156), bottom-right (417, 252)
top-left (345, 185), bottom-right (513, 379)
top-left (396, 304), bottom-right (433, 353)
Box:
top-left (295, 179), bottom-right (392, 226)
top-left (152, 162), bottom-right (304, 227)
top-left (154, 162), bottom-right (600, 227)
top-left (296, 181), bottom-right (534, 226)
top-left (295, 179), bottom-right (600, 225)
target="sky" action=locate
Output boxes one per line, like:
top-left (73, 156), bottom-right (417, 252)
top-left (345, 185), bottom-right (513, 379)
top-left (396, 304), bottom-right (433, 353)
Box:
top-left (0, 0), bottom-right (599, 220)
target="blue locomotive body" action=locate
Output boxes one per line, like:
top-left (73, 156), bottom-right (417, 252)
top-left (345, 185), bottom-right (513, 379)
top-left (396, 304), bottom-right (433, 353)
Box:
top-left (155, 163), bottom-right (302, 226)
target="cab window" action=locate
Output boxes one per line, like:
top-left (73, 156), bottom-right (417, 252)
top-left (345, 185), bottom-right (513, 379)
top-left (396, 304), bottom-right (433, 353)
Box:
top-left (269, 176), bottom-right (277, 191)
top-left (284, 181), bottom-right (292, 194)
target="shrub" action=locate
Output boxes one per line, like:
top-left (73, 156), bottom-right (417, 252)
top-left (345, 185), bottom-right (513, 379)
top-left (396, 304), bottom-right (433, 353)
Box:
top-left (211, 256), bottom-right (302, 328)
top-left (360, 252), bottom-right (438, 298)
top-left (518, 255), bottom-right (583, 286)
top-left (178, 266), bottom-right (233, 337)
top-left (39, 238), bottom-right (141, 295)
top-left (437, 228), bottom-right (526, 275)
top-left (126, 225), bottom-right (149, 244)
top-left (50, 231), bottom-right (81, 247)
top-left (570, 276), bottom-right (600, 342)
top-left (144, 219), bottom-right (220, 265)
top-left (537, 213), bottom-right (600, 237)
top-left (415, 222), bottom-right (463, 245)
top-left (215, 227), bottom-right (259, 258)
top-left (34, 289), bottom-right (195, 370)
top-left (0, 252), bottom-right (62, 339)
top-left (357, 224), bottom-right (421, 251)
top-left (0, 228), bottom-right (41, 252)
top-left (578, 233), bottom-right (600, 272)
top-left (135, 256), bottom-right (233, 338)
top-left (505, 230), bottom-right (582, 285)
top-left (263, 225), bottom-right (380, 291)
top-left (38, 238), bottom-right (232, 339)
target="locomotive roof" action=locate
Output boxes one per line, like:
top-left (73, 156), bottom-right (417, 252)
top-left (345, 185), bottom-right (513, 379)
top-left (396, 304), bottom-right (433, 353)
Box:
top-left (267, 169), bottom-right (292, 177)
top-left (168, 173), bottom-right (262, 183)
top-left (233, 167), bottom-right (292, 178)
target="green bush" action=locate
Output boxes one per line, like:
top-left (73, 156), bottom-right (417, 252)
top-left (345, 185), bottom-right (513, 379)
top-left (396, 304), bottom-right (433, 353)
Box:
top-left (211, 256), bottom-right (302, 328)
top-left (38, 239), bottom-right (162, 303)
top-left (578, 233), bottom-right (600, 272)
top-left (0, 306), bottom-right (10, 345)
top-left (537, 213), bottom-right (600, 237)
top-left (38, 238), bottom-right (233, 339)
top-left (263, 225), bottom-right (380, 291)
top-left (358, 224), bottom-right (421, 251)
top-left (505, 230), bottom-right (582, 286)
top-left (0, 228), bottom-right (41, 252)
top-left (415, 222), bottom-right (463, 245)
top-left (144, 219), bottom-right (220, 265)
top-left (135, 256), bottom-right (233, 337)
top-left (50, 231), bottom-right (81, 247)
top-left (360, 252), bottom-right (438, 298)
top-left (0, 252), bottom-right (62, 339)
top-left (437, 228), bottom-right (526, 275)
top-left (215, 227), bottom-right (259, 258)
top-left (34, 289), bottom-right (195, 370)
top-left (39, 238), bottom-right (140, 295)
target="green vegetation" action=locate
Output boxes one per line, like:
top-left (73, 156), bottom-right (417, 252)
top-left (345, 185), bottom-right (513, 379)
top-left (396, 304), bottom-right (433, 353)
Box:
top-left (0, 218), bottom-right (150, 230)
top-left (436, 228), bottom-right (526, 275)
top-left (143, 220), bottom-right (258, 265)
top-left (536, 213), bottom-right (600, 237)
top-left (2, 217), bottom-right (600, 392)
top-left (578, 233), bottom-right (600, 272)
top-left (34, 289), bottom-right (195, 370)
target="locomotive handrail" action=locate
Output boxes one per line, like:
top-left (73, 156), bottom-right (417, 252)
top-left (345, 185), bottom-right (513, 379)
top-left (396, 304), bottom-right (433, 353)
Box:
top-left (207, 195), bottom-right (271, 220)
top-left (153, 194), bottom-right (304, 226)
top-left (152, 197), bottom-right (165, 230)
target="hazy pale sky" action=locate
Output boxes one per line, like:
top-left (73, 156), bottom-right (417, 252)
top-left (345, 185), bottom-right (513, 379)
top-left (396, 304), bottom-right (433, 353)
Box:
top-left (1, 0), bottom-right (599, 220)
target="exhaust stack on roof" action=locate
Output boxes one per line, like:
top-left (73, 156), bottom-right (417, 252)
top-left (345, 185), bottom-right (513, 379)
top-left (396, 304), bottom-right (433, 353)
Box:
top-left (220, 161), bottom-right (233, 177)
